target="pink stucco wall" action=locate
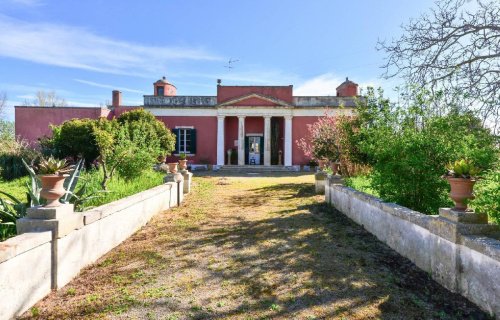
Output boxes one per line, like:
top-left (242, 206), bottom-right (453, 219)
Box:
top-left (15, 106), bottom-right (111, 145)
top-left (158, 116), bottom-right (218, 164)
top-left (292, 116), bottom-right (320, 165)
top-left (217, 86), bottom-right (293, 104)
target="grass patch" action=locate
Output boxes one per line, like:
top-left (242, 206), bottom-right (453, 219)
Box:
top-left (344, 174), bottom-right (378, 196)
top-left (0, 168), bottom-right (165, 241)
top-left (0, 176), bottom-right (29, 203)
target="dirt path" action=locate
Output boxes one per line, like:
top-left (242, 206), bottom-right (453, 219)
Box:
top-left (21, 174), bottom-right (490, 320)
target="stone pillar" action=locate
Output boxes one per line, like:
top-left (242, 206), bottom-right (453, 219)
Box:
top-left (284, 115), bottom-right (293, 166)
top-left (315, 171), bottom-right (328, 194)
top-left (164, 173), bottom-right (184, 205)
top-left (238, 116), bottom-right (246, 165)
top-left (17, 204), bottom-right (83, 239)
top-left (264, 116), bottom-right (271, 166)
top-left (181, 170), bottom-right (193, 194)
top-left (216, 116), bottom-right (225, 166)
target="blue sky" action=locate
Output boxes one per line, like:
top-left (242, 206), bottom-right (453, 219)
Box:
top-left (0, 0), bottom-right (436, 121)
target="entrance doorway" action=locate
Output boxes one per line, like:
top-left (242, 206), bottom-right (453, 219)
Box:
top-left (245, 136), bottom-right (263, 165)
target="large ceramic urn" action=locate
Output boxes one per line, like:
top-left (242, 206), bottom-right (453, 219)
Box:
top-left (447, 177), bottom-right (476, 211)
top-left (168, 163), bottom-right (178, 174)
top-left (318, 159), bottom-right (328, 171)
top-left (330, 161), bottom-right (340, 175)
top-left (178, 159), bottom-right (188, 170)
top-left (40, 174), bottom-right (68, 207)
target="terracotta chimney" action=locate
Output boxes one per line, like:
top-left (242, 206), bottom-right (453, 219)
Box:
top-left (336, 77), bottom-right (358, 97)
top-left (112, 90), bottom-right (122, 108)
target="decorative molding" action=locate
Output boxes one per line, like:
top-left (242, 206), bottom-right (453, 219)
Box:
top-left (174, 126), bottom-right (195, 129)
top-left (218, 93), bottom-right (293, 108)
top-left (144, 96), bottom-right (216, 106)
top-left (147, 106), bottom-right (355, 117)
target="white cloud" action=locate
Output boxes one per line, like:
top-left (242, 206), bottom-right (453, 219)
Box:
top-left (74, 79), bottom-right (147, 94)
top-left (294, 73), bottom-right (344, 96)
top-left (295, 73), bottom-right (388, 96)
top-left (7, 0), bottom-right (44, 6)
top-left (0, 15), bottom-right (222, 77)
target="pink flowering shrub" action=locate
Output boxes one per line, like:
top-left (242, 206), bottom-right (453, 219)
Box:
top-left (296, 110), bottom-right (341, 161)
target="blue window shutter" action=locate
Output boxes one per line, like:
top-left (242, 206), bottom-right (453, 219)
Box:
top-left (173, 128), bottom-right (180, 154)
top-left (189, 129), bottom-right (197, 154)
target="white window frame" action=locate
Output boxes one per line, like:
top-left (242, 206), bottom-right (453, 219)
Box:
top-left (175, 126), bottom-right (195, 155)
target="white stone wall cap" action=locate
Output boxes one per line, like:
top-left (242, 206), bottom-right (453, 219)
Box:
top-left (0, 231), bottom-right (52, 263)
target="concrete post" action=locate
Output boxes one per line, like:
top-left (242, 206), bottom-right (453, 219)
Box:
top-left (284, 115), bottom-right (293, 166)
top-left (17, 204), bottom-right (83, 239)
top-left (16, 204), bottom-right (83, 289)
top-left (216, 116), bottom-right (225, 166)
top-left (181, 170), bottom-right (193, 194)
top-left (164, 173), bottom-right (184, 205)
top-left (264, 116), bottom-right (271, 166)
top-left (315, 171), bottom-right (327, 194)
top-left (237, 116), bottom-right (246, 165)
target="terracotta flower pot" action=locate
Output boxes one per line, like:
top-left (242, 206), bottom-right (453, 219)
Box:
top-left (330, 162), bottom-right (340, 175)
top-left (318, 159), bottom-right (328, 171)
top-left (168, 162), bottom-right (178, 174)
top-left (39, 174), bottom-right (68, 207)
top-left (447, 177), bottom-right (476, 211)
top-left (178, 159), bottom-right (188, 170)
top-left (157, 155), bottom-right (166, 164)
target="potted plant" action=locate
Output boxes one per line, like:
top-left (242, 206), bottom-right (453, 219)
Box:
top-left (167, 162), bottom-right (178, 174)
top-left (443, 159), bottom-right (480, 211)
top-left (157, 154), bottom-right (166, 164)
top-left (178, 153), bottom-right (188, 170)
top-left (329, 159), bottom-right (341, 175)
top-left (37, 156), bottom-right (72, 207)
top-left (317, 158), bottom-right (328, 171)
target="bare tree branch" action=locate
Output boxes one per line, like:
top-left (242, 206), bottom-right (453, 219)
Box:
top-left (378, 0), bottom-right (500, 130)
top-left (0, 92), bottom-right (6, 119)
top-left (24, 90), bottom-right (67, 107)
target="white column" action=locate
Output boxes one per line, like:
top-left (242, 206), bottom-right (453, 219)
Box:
top-left (216, 115), bottom-right (225, 166)
top-left (238, 116), bottom-right (245, 165)
top-left (264, 116), bottom-right (271, 166)
top-left (284, 115), bottom-right (293, 166)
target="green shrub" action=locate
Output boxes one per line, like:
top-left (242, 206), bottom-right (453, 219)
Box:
top-left (117, 108), bottom-right (176, 154)
top-left (49, 118), bottom-right (99, 164)
top-left (471, 166), bottom-right (500, 224)
top-left (46, 109), bottom-right (176, 189)
top-left (0, 138), bottom-right (41, 180)
top-left (353, 88), bottom-right (497, 215)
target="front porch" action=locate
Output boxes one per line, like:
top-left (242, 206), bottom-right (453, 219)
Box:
top-left (216, 114), bottom-right (293, 167)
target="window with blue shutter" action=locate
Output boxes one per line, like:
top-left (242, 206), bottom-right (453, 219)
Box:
top-left (175, 128), bottom-right (196, 154)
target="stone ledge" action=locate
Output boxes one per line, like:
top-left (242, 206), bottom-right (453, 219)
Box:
top-left (460, 235), bottom-right (500, 263)
top-left (86, 183), bottom-right (174, 222)
top-left (0, 231), bottom-right (52, 263)
top-left (439, 208), bottom-right (488, 224)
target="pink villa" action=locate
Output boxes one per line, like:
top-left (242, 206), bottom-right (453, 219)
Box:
top-left (15, 77), bottom-right (359, 169)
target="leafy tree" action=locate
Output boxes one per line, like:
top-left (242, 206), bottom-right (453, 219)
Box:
top-left (117, 108), bottom-right (176, 155)
top-left (48, 119), bottom-right (99, 164)
top-left (0, 92), bottom-right (6, 119)
top-left (354, 87), bottom-right (497, 214)
top-left (378, 0), bottom-right (500, 131)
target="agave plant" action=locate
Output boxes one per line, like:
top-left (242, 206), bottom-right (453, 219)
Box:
top-left (445, 159), bottom-right (481, 179)
top-left (38, 156), bottom-right (72, 175)
top-left (0, 191), bottom-right (27, 241)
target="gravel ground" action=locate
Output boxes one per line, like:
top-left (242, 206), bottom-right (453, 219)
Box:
top-left (20, 174), bottom-right (491, 320)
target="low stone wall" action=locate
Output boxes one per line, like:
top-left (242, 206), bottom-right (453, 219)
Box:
top-left (325, 176), bottom-right (500, 318)
top-left (0, 181), bottom-right (180, 320)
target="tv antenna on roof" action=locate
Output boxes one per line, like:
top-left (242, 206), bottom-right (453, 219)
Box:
top-left (224, 58), bottom-right (239, 70)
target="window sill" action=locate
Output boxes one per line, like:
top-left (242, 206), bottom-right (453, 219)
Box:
top-left (173, 154), bottom-right (195, 157)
